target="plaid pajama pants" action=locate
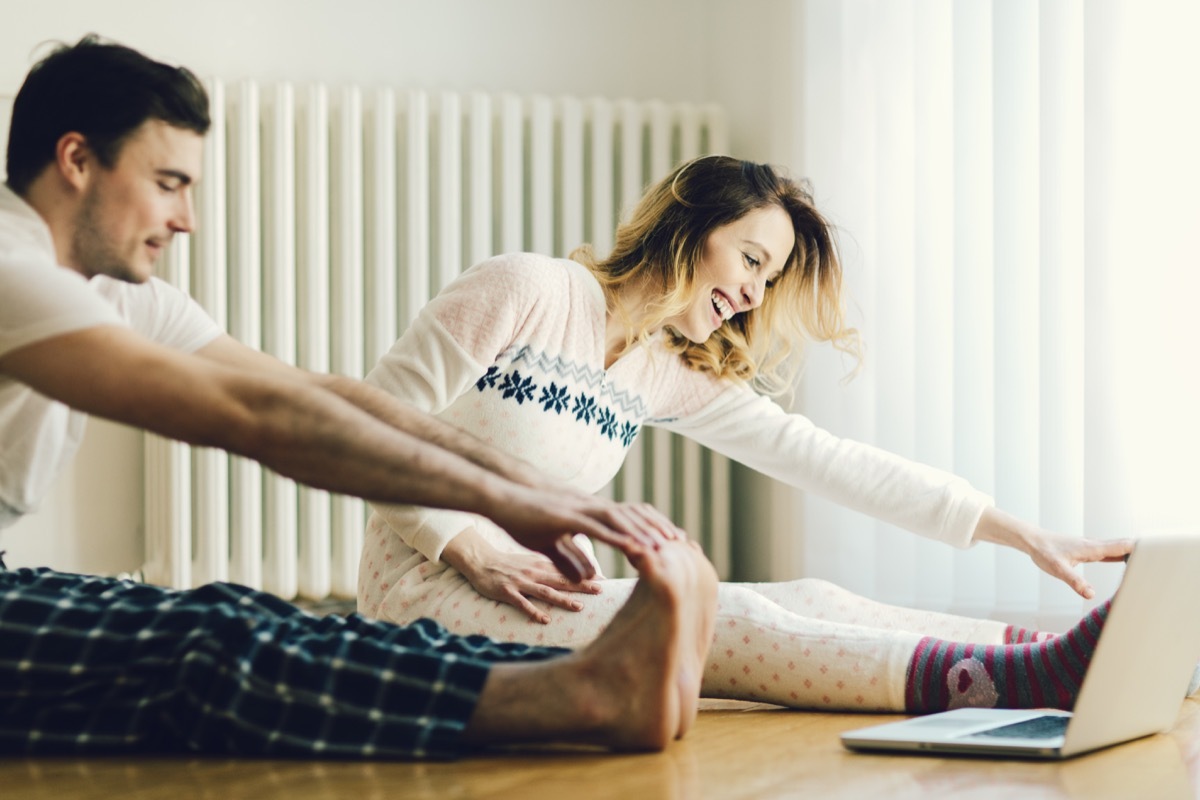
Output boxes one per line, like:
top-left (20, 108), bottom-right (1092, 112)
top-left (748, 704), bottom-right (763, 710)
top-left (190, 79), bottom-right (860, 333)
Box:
top-left (0, 558), bottom-right (568, 759)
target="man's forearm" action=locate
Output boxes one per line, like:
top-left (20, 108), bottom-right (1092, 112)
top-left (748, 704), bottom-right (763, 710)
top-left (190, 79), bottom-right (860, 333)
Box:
top-left (227, 370), bottom-right (653, 570)
top-left (312, 372), bottom-right (546, 490)
top-left (218, 368), bottom-right (526, 515)
top-left (191, 334), bottom-right (547, 492)
top-left (1, 327), bottom-right (515, 519)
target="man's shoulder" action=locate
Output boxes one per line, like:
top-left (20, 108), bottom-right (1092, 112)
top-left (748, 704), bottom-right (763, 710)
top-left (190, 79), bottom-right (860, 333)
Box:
top-left (89, 275), bottom-right (220, 352)
top-left (0, 186), bottom-right (56, 261)
top-left (0, 257), bottom-right (125, 364)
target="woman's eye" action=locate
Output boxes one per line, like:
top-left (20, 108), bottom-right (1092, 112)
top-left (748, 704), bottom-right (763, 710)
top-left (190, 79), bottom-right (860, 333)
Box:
top-left (744, 253), bottom-right (760, 269)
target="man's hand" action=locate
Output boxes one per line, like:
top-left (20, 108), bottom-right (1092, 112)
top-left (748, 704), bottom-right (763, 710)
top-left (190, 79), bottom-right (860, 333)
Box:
top-left (480, 483), bottom-right (686, 583)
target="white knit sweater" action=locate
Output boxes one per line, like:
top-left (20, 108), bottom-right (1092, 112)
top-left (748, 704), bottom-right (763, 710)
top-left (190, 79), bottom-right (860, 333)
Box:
top-left (362, 252), bottom-right (992, 572)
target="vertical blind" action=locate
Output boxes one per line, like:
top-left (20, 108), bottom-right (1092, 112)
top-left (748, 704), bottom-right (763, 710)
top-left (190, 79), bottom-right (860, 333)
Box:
top-left (792, 0), bottom-right (1200, 629)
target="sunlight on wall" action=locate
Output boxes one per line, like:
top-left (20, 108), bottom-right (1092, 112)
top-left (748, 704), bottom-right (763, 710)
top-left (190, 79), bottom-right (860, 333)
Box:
top-left (795, 0), bottom-right (1200, 621)
top-left (1094, 0), bottom-right (1200, 540)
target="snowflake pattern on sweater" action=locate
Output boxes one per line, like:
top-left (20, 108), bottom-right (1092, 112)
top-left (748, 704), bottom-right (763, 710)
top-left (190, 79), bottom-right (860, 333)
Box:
top-left (474, 347), bottom-right (644, 445)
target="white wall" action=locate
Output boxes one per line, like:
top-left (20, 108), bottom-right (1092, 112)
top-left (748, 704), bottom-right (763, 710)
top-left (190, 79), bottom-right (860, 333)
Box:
top-left (0, 0), bottom-right (800, 575)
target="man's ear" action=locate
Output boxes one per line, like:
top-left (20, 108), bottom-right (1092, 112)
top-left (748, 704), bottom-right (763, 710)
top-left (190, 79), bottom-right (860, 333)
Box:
top-left (55, 132), bottom-right (93, 192)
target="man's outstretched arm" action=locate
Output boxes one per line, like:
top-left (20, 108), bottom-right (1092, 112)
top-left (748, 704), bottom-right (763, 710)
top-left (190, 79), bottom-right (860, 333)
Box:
top-left (0, 325), bottom-right (658, 579)
top-left (196, 335), bottom-right (563, 492)
top-left (194, 334), bottom-right (681, 545)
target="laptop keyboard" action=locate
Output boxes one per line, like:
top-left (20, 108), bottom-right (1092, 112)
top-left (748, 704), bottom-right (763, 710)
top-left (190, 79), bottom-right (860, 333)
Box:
top-left (968, 715), bottom-right (1070, 740)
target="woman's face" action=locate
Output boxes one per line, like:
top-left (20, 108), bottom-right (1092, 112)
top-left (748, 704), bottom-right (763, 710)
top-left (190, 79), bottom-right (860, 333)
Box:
top-left (665, 204), bottom-right (795, 344)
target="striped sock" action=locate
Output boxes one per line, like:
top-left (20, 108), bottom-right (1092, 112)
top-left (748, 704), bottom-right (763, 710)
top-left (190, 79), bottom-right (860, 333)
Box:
top-left (1002, 623), bottom-right (1056, 644)
top-left (905, 601), bottom-right (1110, 712)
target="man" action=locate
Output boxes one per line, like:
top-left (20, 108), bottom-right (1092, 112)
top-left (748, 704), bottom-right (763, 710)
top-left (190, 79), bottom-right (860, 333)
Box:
top-left (0, 35), bottom-right (717, 758)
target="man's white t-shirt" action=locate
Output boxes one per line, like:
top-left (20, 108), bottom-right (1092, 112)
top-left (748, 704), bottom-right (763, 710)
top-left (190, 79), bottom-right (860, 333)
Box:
top-left (0, 185), bottom-right (221, 528)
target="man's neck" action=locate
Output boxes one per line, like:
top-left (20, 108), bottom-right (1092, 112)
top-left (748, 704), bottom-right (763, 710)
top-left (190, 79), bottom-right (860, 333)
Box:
top-left (16, 175), bottom-right (82, 275)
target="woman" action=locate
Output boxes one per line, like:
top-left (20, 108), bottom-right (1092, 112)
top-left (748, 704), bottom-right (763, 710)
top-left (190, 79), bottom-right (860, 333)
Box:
top-left (358, 155), bottom-right (1135, 713)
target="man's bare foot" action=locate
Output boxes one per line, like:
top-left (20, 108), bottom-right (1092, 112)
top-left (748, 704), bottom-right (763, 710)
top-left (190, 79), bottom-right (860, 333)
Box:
top-left (462, 540), bottom-right (718, 751)
top-left (583, 538), bottom-right (718, 747)
top-left (685, 540), bottom-right (719, 736)
top-left (636, 540), bottom-right (717, 740)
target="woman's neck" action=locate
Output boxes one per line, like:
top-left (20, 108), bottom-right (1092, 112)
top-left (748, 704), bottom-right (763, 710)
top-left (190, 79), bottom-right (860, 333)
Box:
top-left (603, 281), bottom-right (652, 369)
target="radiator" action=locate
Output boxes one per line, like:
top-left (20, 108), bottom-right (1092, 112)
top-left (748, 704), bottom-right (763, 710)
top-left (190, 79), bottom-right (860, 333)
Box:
top-left (143, 80), bottom-right (732, 600)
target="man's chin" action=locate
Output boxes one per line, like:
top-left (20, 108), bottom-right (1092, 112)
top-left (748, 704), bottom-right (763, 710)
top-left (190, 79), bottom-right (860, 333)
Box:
top-left (95, 263), bottom-right (153, 284)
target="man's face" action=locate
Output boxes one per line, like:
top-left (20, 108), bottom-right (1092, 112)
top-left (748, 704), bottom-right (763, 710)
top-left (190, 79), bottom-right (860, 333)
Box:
top-left (70, 120), bottom-right (203, 283)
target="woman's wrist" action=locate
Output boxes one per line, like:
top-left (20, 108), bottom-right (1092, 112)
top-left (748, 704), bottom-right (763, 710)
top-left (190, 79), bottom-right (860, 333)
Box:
top-left (440, 526), bottom-right (487, 576)
top-left (971, 506), bottom-right (1038, 555)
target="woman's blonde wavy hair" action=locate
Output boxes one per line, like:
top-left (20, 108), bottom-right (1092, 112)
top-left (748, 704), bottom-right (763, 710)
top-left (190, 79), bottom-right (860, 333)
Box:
top-left (572, 155), bottom-right (860, 396)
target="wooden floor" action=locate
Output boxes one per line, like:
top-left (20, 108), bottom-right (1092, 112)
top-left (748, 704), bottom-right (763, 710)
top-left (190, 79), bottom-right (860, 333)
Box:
top-left (5, 699), bottom-right (1200, 799)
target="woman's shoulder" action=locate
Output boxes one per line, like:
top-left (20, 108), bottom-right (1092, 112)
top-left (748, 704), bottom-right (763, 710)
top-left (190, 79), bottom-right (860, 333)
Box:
top-left (456, 252), bottom-right (600, 303)
top-left (426, 252), bottom-right (599, 328)
top-left (464, 251), bottom-right (579, 279)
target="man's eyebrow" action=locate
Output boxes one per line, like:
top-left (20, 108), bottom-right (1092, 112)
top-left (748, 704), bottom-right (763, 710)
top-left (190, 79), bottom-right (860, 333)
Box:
top-left (156, 169), bottom-right (195, 186)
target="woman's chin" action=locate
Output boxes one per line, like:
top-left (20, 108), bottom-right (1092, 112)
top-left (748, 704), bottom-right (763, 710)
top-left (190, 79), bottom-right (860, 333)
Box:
top-left (666, 321), bottom-right (715, 345)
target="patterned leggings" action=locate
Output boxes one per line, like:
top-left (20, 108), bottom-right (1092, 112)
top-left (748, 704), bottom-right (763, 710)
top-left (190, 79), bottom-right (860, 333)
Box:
top-left (0, 563), bottom-right (566, 758)
top-left (367, 565), bottom-right (1013, 712)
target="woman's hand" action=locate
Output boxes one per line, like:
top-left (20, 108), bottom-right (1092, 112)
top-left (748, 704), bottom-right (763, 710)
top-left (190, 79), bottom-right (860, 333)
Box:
top-left (1025, 532), bottom-right (1134, 598)
top-left (972, 507), bottom-right (1134, 598)
top-left (441, 526), bottom-right (602, 623)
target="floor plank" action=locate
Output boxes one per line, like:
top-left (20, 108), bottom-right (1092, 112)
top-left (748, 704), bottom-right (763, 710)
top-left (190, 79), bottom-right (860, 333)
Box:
top-left (4, 699), bottom-right (1199, 799)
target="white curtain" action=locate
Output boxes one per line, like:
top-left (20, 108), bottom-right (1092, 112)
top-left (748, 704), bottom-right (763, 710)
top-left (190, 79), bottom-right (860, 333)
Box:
top-left (792, 0), bottom-right (1200, 629)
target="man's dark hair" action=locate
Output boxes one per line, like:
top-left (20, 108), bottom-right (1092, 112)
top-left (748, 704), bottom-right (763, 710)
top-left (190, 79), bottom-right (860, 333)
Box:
top-left (4, 34), bottom-right (210, 194)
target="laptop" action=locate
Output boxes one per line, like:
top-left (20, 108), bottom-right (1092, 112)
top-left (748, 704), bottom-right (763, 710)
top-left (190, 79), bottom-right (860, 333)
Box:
top-left (840, 533), bottom-right (1200, 759)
